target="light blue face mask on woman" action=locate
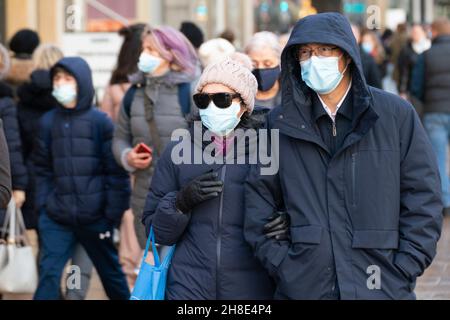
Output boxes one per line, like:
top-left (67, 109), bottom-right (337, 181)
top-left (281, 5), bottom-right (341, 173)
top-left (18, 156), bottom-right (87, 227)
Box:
top-left (300, 55), bottom-right (348, 95)
top-left (138, 52), bottom-right (163, 74)
top-left (199, 101), bottom-right (242, 137)
top-left (52, 84), bottom-right (77, 106)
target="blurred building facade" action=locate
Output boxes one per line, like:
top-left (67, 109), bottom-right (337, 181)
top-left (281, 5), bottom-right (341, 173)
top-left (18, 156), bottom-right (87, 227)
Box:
top-left (2, 1), bottom-right (450, 49)
top-left (1, 0), bottom-right (449, 102)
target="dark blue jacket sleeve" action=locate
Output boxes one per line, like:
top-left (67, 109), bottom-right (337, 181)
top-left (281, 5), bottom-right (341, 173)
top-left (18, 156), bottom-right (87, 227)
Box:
top-left (32, 112), bottom-right (54, 212)
top-left (244, 114), bottom-right (289, 278)
top-left (0, 97), bottom-right (28, 190)
top-left (142, 143), bottom-right (191, 246)
top-left (0, 119), bottom-right (11, 209)
top-left (394, 104), bottom-right (443, 280)
top-left (100, 114), bottom-right (131, 224)
top-left (410, 53), bottom-right (425, 102)
top-left (244, 163), bottom-right (289, 278)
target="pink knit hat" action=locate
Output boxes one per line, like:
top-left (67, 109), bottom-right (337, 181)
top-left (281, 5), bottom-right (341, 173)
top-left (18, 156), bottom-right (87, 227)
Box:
top-left (195, 55), bottom-right (258, 113)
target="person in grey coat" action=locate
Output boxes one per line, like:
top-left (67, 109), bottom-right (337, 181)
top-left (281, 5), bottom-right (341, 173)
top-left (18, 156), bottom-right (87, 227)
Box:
top-left (113, 25), bottom-right (200, 248)
top-left (0, 119), bottom-right (11, 209)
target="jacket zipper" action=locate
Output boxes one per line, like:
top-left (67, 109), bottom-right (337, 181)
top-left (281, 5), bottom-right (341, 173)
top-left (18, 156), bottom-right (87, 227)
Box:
top-left (332, 121), bottom-right (337, 137)
top-left (216, 165), bottom-right (226, 299)
top-left (67, 115), bottom-right (77, 225)
top-left (351, 153), bottom-right (356, 206)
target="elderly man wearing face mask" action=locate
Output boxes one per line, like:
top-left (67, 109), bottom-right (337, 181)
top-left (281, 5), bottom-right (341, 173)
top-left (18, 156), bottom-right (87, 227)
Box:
top-left (245, 13), bottom-right (443, 300)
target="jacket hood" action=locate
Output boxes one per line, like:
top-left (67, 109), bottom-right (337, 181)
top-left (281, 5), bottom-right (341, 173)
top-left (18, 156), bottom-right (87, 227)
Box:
top-left (17, 69), bottom-right (57, 112)
top-left (51, 57), bottom-right (95, 112)
top-left (278, 12), bottom-right (376, 139)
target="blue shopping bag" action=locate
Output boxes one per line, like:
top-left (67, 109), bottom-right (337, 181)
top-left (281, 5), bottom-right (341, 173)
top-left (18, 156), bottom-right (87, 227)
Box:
top-left (130, 227), bottom-right (176, 300)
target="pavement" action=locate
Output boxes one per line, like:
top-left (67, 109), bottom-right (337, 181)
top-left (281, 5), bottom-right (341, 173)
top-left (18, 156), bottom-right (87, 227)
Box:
top-left (415, 215), bottom-right (450, 300)
top-left (84, 216), bottom-right (450, 300)
top-left (2, 216), bottom-right (449, 300)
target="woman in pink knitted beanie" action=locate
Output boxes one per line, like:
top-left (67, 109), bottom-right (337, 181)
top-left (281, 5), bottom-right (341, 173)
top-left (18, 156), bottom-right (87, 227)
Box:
top-left (140, 55), bottom-right (289, 300)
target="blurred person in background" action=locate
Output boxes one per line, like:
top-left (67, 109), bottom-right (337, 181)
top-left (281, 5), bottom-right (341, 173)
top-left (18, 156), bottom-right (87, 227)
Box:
top-left (17, 44), bottom-right (63, 231)
top-left (381, 28), bottom-right (394, 60)
top-left (361, 29), bottom-right (387, 79)
top-left (351, 24), bottom-right (382, 89)
top-left (397, 24), bottom-right (431, 100)
top-left (245, 31), bottom-right (282, 109)
top-left (101, 24), bottom-right (146, 123)
top-left (113, 25), bottom-right (200, 254)
top-left (198, 38), bottom-right (235, 68)
top-left (5, 29), bottom-right (40, 96)
top-left (101, 23), bottom-right (146, 290)
top-left (391, 23), bottom-right (409, 85)
top-left (180, 21), bottom-right (205, 52)
top-left (219, 29), bottom-right (236, 46)
top-left (410, 18), bottom-right (450, 216)
top-left (0, 118), bottom-right (11, 210)
top-left (0, 43), bottom-right (28, 230)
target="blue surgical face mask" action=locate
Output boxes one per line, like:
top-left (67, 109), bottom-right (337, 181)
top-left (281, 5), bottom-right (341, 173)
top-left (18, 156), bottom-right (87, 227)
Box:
top-left (199, 101), bottom-right (242, 136)
top-left (138, 52), bottom-right (163, 74)
top-left (252, 66), bottom-right (281, 92)
top-left (300, 55), bottom-right (348, 95)
top-left (361, 42), bottom-right (374, 54)
top-left (52, 84), bottom-right (77, 106)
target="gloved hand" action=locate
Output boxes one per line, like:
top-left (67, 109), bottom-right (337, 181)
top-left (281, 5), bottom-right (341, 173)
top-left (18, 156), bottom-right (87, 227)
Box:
top-left (175, 171), bottom-right (223, 213)
top-left (264, 211), bottom-right (290, 241)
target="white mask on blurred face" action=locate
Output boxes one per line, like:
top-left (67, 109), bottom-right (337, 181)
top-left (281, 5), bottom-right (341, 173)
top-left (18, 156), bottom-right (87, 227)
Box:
top-left (138, 52), bottom-right (163, 74)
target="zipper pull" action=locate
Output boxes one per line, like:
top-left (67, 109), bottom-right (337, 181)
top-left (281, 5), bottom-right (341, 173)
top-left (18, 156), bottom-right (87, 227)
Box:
top-left (332, 121), bottom-right (337, 137)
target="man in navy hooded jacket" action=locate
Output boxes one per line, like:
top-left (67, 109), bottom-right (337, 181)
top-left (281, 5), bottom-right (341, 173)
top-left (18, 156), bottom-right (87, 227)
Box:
top-left (33, 57), bottom-right (130, 300)
top-left (244, 13), bottom-right (443, 299)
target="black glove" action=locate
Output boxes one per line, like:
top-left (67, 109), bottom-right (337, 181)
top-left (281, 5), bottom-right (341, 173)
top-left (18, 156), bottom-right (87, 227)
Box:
top-left (175, 171), bottom-right (223, 213)
top-left (264, 211), bottom-right (290, 241)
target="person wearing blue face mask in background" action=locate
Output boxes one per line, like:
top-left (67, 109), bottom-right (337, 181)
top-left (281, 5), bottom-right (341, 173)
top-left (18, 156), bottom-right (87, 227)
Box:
top-left (245, 32), bottom-right (282, 109)
top-left (245, 12), bottom-right (443, 299)
top-left (113, 25), bottom-right (200, 252)
top-left (33, 57), bottom-right (131, 299)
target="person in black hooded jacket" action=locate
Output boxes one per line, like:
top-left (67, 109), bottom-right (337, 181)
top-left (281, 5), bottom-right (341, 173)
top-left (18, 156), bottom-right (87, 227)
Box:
top-left (245, 13), bottom-right (442, 300)
top-left (0, 119), bottom-right (11, 209)
top-left (16, 69), bottom-right (59, 229)
top-left (0, 43), bottom-right (28, 224)
top-left (142, 57), bottom-right (287, 300)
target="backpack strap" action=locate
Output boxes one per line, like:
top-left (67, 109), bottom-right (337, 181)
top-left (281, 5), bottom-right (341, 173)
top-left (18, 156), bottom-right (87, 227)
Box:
top-left (177, 82), bottom-right (191, 117)
top-left (123, 85), bottom-right (138, 118)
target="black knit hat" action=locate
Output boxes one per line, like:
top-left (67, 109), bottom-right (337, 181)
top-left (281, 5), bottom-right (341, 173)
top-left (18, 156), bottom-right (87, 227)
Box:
top-left (9, 29), bottom-right (40, 56)
top-left (180, 21), bottom-right (204, 49)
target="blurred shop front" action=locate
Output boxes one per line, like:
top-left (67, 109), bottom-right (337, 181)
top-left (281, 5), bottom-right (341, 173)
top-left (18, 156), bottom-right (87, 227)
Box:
top-left (3, 0), bottom-right (450, 99)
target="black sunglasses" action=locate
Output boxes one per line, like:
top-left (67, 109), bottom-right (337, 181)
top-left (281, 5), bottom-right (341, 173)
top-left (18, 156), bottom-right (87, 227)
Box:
top-left (193, 93), bottom-right (241, 109)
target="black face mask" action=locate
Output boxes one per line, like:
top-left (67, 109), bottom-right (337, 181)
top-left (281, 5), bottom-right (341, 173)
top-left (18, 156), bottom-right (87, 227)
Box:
top-left (252, 66), bottom-right (281, 92)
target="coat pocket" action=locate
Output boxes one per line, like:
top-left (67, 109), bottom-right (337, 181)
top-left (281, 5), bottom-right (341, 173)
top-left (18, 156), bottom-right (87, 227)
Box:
top-left (291, 225), bottom-right (323, 244)
top-left (352, 230), bottom-right (399, 249)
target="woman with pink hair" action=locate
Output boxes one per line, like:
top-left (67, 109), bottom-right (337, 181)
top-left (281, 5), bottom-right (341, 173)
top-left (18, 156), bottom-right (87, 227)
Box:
top-left (113, 25), bottom-right (200, 253)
